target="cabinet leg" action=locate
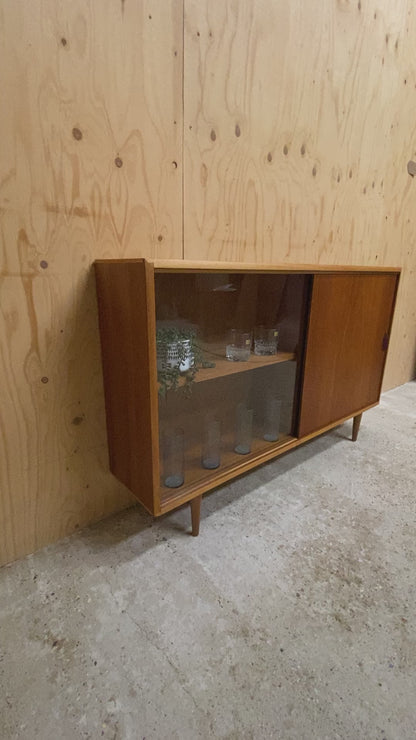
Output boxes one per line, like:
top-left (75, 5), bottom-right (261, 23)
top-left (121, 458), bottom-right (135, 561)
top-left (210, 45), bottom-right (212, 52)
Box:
top-left (190, 495), bottom-right (202, 537)
top-left (352, 413), bottom-right (363, 442)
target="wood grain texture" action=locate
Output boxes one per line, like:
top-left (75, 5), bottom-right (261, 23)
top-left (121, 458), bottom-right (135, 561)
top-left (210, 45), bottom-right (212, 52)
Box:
top-left (153, 260), bottom-right (400, 274)
top-left (352, 413), bottom-right (363, 442)
top-left (0, 0), bottom-right (182, 565)
top-left (183, 0), bottom-right (416, 388)
top-left (298, 274), bottom-right (398, 437)
top-left (1, 0), bottom-right (415, 565)
top-left (95, 260), bottom-right (160, 515)
top-left (190, 495), bottom-right (202, 536)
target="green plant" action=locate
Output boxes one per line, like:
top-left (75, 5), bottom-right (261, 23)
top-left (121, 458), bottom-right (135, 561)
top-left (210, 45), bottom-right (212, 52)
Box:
top-left (156, 326), bottom-right (202, 397)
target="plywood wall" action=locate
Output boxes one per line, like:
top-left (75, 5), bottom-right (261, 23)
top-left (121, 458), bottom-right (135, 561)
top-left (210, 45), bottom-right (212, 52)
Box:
top-left (184, 0), bottom-right (416, 388)
top-left (0, 0), bottom-right (182, 566)
top-left (1, 0), bottom-right (415, 566)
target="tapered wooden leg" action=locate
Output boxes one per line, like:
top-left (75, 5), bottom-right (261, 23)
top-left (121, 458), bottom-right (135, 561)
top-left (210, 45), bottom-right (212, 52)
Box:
top-left (190, 495), bottom-right (202, 537)
top-left (352, 413), bottom-right (363, 442)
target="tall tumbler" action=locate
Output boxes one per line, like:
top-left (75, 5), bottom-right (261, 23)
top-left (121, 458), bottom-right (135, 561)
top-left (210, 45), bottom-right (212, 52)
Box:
top-left (263, 398), bottom-right (282, 442)
top-left (163, 427), bottom-right (185, 488)
top-left (234, 403), bottom-right (254, 455)
top-left (201, 417), bottom-right (221, 470)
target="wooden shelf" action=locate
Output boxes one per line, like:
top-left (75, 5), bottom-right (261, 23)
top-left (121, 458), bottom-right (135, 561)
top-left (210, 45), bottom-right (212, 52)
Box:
top-left (196, 345), bottom-right (295, 382)
top-left (158, 345), bottom-right (296, 390)
top-left (159, 433), bottom-right (295, 510)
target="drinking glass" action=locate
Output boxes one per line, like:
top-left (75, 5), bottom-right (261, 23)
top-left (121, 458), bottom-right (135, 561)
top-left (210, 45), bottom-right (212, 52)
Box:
top-left (263, 398), bottom-right (282, 442)
top-left (254, 326), bottom-right (279, 356)
top-left (234, 403), bottom-right (254, 454)
top-left (163, 428), bottom-right (185, 488)
top-left (201, 418), bottom-right (221, 469)
top-left (226, 330), bottom-right (252, 362)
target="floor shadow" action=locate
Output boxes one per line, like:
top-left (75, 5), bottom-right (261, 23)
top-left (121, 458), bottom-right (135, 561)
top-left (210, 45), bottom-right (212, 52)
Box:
top-left (74, 421), bottom-right (352, 561)
top-left (191, 423), bottom-right (352, 523)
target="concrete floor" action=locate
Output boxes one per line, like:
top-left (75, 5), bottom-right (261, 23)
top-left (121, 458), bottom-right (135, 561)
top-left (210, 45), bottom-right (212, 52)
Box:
top-left (1, 382), bottom-right (415, 740)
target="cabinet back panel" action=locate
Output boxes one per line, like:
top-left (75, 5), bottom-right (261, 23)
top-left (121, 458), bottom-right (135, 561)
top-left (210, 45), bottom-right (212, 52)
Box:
top-left (155, 273), bottom-right (306, 352)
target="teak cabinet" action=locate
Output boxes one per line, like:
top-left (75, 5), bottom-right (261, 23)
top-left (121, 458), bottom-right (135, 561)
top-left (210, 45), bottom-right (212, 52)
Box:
top-left (94, 259), bottom-right (399, 535)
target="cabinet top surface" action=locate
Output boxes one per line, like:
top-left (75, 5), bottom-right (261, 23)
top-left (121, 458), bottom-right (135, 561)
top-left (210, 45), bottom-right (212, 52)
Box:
top-left (94, 258), bottom-right (401, 274)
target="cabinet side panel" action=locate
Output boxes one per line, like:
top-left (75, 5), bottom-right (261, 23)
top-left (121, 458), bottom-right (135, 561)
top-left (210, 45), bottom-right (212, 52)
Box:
top-left (298, 273), bottom-right (398, 437)
top-left (95, 261), bottom-right (158, 513)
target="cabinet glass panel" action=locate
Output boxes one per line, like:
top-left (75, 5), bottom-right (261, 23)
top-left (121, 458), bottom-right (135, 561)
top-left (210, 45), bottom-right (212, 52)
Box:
top-left (155, 272), bottom-right (309, 501)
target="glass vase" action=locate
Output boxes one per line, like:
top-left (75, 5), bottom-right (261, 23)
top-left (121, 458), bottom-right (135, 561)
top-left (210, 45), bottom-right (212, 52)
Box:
top-left (263, 398), bottom-right (282, 442)
top-left (163, 428), bottom-right (185, 488)
top-left (201, 418), bottom-right (221, 470)
top-left (234, 403), bottom-right (253, 455)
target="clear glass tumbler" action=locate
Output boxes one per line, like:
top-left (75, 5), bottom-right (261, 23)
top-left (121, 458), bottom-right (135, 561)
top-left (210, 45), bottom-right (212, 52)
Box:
top-left (163, 428), bottom-right (185, 488)
top-left (254, 326), bottom-right (279, 356)
top-left (226, 330), bottom-right (252, 362)
top-left (201, 417), bottom-right (221, 469)
top-left (234, 403), bottom-right (254, 455)
top-left (263, 398), bottom-right (282, 442)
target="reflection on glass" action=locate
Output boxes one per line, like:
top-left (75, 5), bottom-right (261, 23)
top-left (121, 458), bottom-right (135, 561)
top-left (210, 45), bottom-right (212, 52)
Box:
top-left (263, 398), bottom-right (282, 442)
top-left (155, 272), bottom-right (307, 494)
top-left (163, 428), bottom-right (185, 488)
top-left (234, 403), bottom-right (253, 454)
top-left (201, 417), bottom-right (221, 469)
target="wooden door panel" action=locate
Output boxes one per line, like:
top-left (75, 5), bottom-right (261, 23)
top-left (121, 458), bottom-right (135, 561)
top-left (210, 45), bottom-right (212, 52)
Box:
top-left (298, 274), bottom-right (398, 437)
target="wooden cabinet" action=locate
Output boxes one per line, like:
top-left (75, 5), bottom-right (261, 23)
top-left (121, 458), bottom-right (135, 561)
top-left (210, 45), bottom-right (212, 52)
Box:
top-left (95, 260), bottom-right (399, 535)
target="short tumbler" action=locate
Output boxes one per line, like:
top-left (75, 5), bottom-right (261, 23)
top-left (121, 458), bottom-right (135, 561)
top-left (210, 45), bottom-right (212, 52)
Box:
top-left (254, 326), bottom-right (279, 356)
top-left (226, 330), bottom-right (252, 362)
